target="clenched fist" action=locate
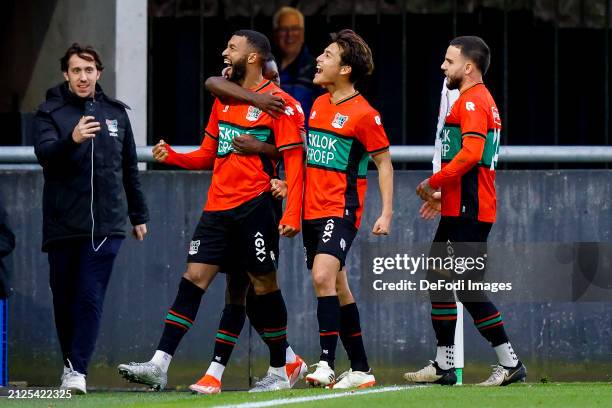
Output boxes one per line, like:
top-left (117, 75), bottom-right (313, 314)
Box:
top-left (152, 140), bottom-right (169, 162)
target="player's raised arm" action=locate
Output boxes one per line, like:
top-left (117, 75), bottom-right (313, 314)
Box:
top-left (153, 134), bottom-right (217, 170)
top-left (153, 100), bottom-right (222, 170)
top-left (205, 76), bottom-right (285, 118)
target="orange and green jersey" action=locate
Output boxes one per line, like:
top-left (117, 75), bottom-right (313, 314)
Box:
top-left (430, 83), bottom-right (501, 223)
top-left (175, 79), bottom-right (304, 228)
top-left (304, 92), bottom-right (390, 228)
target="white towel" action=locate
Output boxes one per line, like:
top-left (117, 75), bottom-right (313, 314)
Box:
top-left (433, 78), bottom-right (460, 173)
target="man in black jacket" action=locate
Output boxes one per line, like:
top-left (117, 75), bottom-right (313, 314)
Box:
top-left (34, 43), bottom-right (149, 394)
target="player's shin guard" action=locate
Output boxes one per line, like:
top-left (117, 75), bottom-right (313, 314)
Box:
top-left (463, 301), bottom-right (509, 347)
top-left (157, 277), bottom-right (205, 355)
top-left (213, 304), bottom-right (246, 366)
top-left (340, 303), bottom-right (369, 372)
top-left (256, 290), bottom-right (288, 368)
top-left (317, 296), bottom-right (340, 369)
top-left (431, 302), bottom-right (457, 346)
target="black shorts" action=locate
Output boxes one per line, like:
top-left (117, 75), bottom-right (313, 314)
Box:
top-left (302, 217), bottom-right (358, 270)
top-left (188, 193), bottom-right (279, 274)
top-left (427, 216), bottom-right (492, 282)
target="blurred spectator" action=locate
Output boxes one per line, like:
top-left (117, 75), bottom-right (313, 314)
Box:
top-left (273, 6), bottom-right (319, 119)
top-left (0, 197), bottom-right (15, 300)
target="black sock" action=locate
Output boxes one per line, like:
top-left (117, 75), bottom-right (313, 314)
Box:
top-left (247, 287), bottom-right (291, 351)
top-left (431, 301), bottom-right (458, 346)
top-left (463, 301), bottom-right (509, 347)
top-left (317, 296), bottom-right (340, 369)
top-left (246, 286), bottom-right (264, 337)
top-left (212, 304), bottom-right (246, 366)
top-left (340, 303), bottom-right (369, 372)
top-left (256, 290), bottom-right (288, 368)
top-left (157, 277), bottom-right (204, 355)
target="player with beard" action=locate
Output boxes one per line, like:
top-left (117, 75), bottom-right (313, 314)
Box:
top-left (118, 30), bottom-right (305, 393)
top-left (181, 57), bottom-right (307, 395)
top-left (302, 30), bottom-right (394, 389)
top-left (404, 36), bottom-right (526, 386)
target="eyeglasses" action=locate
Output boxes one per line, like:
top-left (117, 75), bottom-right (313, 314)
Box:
top-left (276, 26), bottom-right (303, 35)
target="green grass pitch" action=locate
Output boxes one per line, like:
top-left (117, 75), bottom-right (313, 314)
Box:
top-left (4, 383), bottom-right (612, 408)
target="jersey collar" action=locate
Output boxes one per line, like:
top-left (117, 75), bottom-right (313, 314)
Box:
top-left (252, 79), bottom-right (272, 93)
top-left (330, 91), bottom-right (360, 106)
top-left (460, 82), bottom-right (484, 95)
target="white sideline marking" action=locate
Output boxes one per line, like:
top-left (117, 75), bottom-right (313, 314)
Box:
top-left (218, 385), bottom-right (425, 408)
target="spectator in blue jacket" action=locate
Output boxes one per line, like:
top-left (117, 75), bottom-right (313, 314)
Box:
top-left (273, 6), bottom-right (320, 119)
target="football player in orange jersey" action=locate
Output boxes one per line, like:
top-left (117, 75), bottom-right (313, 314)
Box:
top-left (118, 30), bottom-right (305, 393)
top-left (406, 36), bottom-right (525, 387)
top-left (302, 30), bottom-right (394, 389)
top-left (184, 57), bottom-right (307, 395)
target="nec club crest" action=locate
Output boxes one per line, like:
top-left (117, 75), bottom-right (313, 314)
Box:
top-left (246, 106), bottom-right (262, 121)
top-left (331, 113), bottom-right (349, 129)
top-left (105, 119), bottom-right (118, 137)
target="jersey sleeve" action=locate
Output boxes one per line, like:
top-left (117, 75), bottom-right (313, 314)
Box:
top-left (356, 110), bottom-right (390, 156)
top-left (459, 96), bottom-right (488, 139)
top-left (429, 136), bottom-right (485, 189)
top-left (273, 102), bottom-right (304, 151)
top-left (278, 147), bottom-right (304, 230)
top-left (165, 134), bottom-right (217, 170)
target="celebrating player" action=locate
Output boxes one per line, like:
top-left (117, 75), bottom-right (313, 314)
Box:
top-left (303, 29), bottom-right (394, 389)
top-left (184, 57), bottom-right (307, 395)
top-left (405, 36), bottom-right (526, 386)
top-left (117, 30), bottom-right (305, 393)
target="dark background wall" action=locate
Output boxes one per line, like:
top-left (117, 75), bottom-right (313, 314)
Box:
top-left (2, 1), bottom-right (610, 165)
top-left (1, 169), bottom-right (611, 388)
top-left (148, 0), bottom-right (612, 164)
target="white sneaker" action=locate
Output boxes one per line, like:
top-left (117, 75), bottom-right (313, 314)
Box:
top-left (305, 361), bottom-right (335, 387)
top-left (249, 367), bottom-right (291, 392)
top-left (477, 362), bottom-right (527, 386)
top-left (60, 365), bottom-right (70, 382)
top-left (118, 361), bottom-right (167, 391)
top-left (60, 363), bottom-right (86, 395)
top-left (332, 369), bottom-right (376, 389)
top-left (403, 361), bottom-right (457, 385)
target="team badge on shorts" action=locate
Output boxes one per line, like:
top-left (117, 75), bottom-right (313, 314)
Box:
top-left (246, 106), bottom-right (263, 121)
top-left (189, 240), bottom-right (201, 255)
top-left (106, 119), bottom-right (118, 136)
top-left (331, 113), bottom-right (349, 129)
